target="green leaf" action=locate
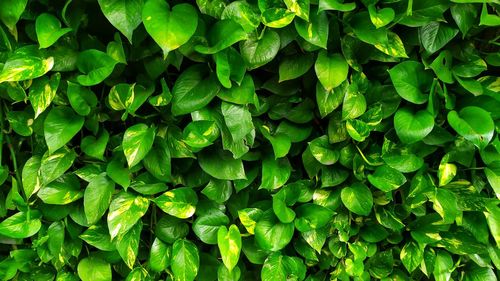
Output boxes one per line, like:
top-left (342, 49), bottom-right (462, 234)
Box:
top-left (0, 0), bottom-right (28, 30)
top-left (183, 120), bottom-right (219, 149)
top-left (433, 250), bottom-right (453, 281)
top-left (260, 155), bottom-right (291, 190)
top-left (341, 182), bottom-right (373, 216)
top-left (77, 256), bottom-right (112, 281)
top-left (240, 29), bottom-right (280, 70)
top-left (40, 147), bottom-right (77, 185)
top-left (171, 65), bottom-right (221, 116)
top-left (149, 238), bottom-right (171, 272)
top-left (419, 22), bottom-right (459, 54)
top-left (0, 211), bottom-right (41, 239)
top-left (368, 5), bottom-right (394, 28)
top-left (107, 192), bottom-right (149, 239)
top-left (22, 155), bottom-right (42, 199)
top-left (261, 8), bottom-right (295, 28)
top-left (261, 252), bottom-right (306, 281)
top-left (315, 51), bottom-right (348, 92)
top-left (97, 0), bottom-right (144, 43)
top-left (84, 174), bottom-right (115, 225)
top-left (81, 129), bottom-right (110, 160)
top-left (294, 8), bottom-right (328, 49)
top-left (316, 81), bottom-right (346, 118)
top-left (221, 102), bottom-right (254, 141)
top-left (451, 4), bottom-right (478, 37)
top-left (433, 188), bottom-right (460, 223)
top-left (255, 210), bottom-right (294, 251)
top-left (29, 73), bottom-right (61, 119)
top-left (388, 61), bottom-right (434, 104)
top-left (400, 241), bottom-right (423, 273)
top-left (278, 53), bottom-right (315, 82)
top-left (154, 187), bottom-right (198, 219)
top-left (43, 106), bottom-right (84, 154)
top-left (367, 165), bottom-right (407, 192)
top-left (195, 19), bottom-right (248, 54)
top-left (38, 174), bottom-right (83, 204)
top-left (0, 46), bottom-right (54, 83)
top-left (342, 87), bottom-right (366, 120)
top-left (318, 0), bottom-right (355, 12)
top-left (447, 106), bottom-right (494, 150)
top-left (394, 107), bottom-right (434, 144)
top-left (172, 239), bottom-right (200, 281)
top-left (284, 0), bottom-right (309, 21)
top-left (294, 203), bottom-right (334, 232)
top-left (221, 1), bottom-right (260, 32)
top-left (67, 81), bottom-right (98, 116)
top-left (214, 47), bottom-right (245, 88)
top-left (35, 13), bottom-right (72, 48)
top-left (79, 224), bottom-right (116, 251)
top-left (122, 123), bottom-right (156, 168)
top-left (217, 225), bottom-right (242, 272)
top-left (115, 221), bottom-right (142, 268)
top-left (308, 135), bottom-right (339, 165)
top-left (193, 210), bottom-right (229, 244)
top-left (142, 0), bottom-right (198, 57)
top-left (76, 49), bottom-right (118, 86)
top-left (198, 148), bottom-right (246, 180)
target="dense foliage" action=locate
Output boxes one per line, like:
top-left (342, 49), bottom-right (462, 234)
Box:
top-left (0, 0), bottom-right (499, 280)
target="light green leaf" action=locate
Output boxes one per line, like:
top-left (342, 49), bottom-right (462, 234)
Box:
top-left (77, 256), bottom-right (112, 281)
top-left (400, 241), bottom-right (423, 273)
top-left (149, 238), bottom-right (171, 272)
top-left (217, 225), bottom-right (242, 272)
top-left (0, 0), bottom-right (28, 30)
top-left (142, 0), bottom-right (198, 57)
top-left (447, 106), bottom-right (494, 150)
top-left (122, 123), bottom-right (156, 168)
top-left (255, 210), bottom-right (294, 251)
top-left (107, 192), bottom-right (149, 239)
top-left (172, 239), bottom-right (200, 281)
top-left (0, 46), bottom-right (54, 83)
top-left (315, 51), bottom-right (348, 91)
top-left (278, 53), bottom-right (315, 82)
top-left (38, 174), bottom-right (83, 205)
top-left (76, 50), bottom-right (118, 86)
top-left (115, 221), bottom-right (142, 269)
top-left (260, 155), bottom-right (291, 190)
top-left (367, 165), bottom-right (407, 192)
top-left (40, 146), bottom-right (77, 185)
top-left (29, 73), bottom-right (61, 119)
top-left (154, 187), bottom-right (198, 219)
top-left (341, 182), bottom-right (373, 216)
top-left (35, 13), bottom-right (72, 48)
top-left (0, 211), bottom-right (41, 239)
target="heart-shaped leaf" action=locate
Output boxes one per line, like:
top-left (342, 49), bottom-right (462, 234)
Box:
top-left (143, 0), bottom-right (198, 57)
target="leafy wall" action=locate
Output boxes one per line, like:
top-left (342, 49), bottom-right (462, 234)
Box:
top-left (0, 0), bottom-right (499, 280)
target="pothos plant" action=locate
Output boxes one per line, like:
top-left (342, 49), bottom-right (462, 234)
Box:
top-left (0, 0), bottom-right (498, 280)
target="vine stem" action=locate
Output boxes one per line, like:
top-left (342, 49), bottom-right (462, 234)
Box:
top-left (1, 101), bottom-right (25, 200)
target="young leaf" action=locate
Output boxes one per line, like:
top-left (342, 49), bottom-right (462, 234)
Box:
top-left (217, 225), bottom-right (242, 272)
